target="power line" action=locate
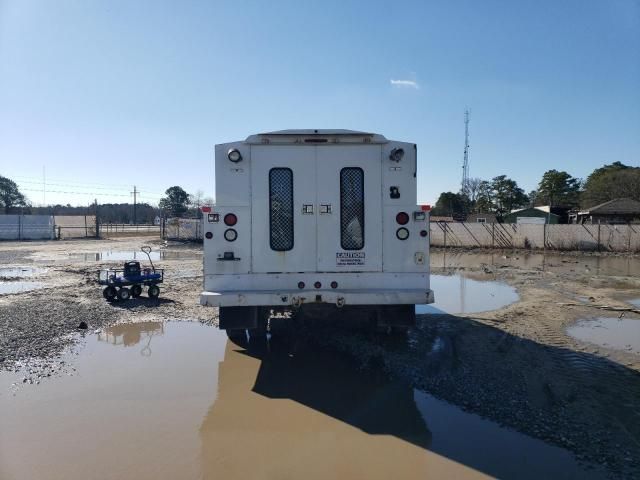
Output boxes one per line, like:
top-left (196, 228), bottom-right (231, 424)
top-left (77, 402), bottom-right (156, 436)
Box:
top-left (15, 178), bottom-right (163, 195)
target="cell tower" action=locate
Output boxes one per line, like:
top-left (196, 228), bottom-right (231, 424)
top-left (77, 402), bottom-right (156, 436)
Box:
top-left (461, 109), bottom-right (470, 193)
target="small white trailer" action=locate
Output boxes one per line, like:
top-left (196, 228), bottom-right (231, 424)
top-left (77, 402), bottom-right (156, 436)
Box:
top-left (200, 130), bottom-right (434, 339)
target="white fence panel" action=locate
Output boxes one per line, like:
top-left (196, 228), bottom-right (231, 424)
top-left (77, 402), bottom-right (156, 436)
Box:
top-left (0, 215), bottom-right (54, 240)
top-left (429, 222), bottom-right (640, 252)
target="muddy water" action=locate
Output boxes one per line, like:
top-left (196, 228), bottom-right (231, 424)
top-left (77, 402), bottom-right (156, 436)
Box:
top-left (417, 274), bottom-right (519, 314)
top-left (432, 250), bottom-right (640, 277)
top-left (0, 281), bottom-right (46, 295)
top-left (0, 266), bottom-right (46, 278)
top-left (0, 322), bottom-right (603, 480)
top-left (567, 317), bottom-right (640, 355)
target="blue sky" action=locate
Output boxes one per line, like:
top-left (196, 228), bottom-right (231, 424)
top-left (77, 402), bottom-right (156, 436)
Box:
top-left (1, 0), bottom-right (638, 207)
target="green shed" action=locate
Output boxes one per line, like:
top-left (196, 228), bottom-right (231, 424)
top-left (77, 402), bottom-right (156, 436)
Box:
top-left (503, 207), bottom-right (560, 224)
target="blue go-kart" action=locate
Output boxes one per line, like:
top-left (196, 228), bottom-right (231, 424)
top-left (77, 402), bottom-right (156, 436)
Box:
top-left (99, 246), bottom-right (164, 301)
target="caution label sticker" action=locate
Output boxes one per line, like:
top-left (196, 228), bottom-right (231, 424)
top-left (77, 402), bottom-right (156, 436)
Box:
top-left (336, 252), bottom-right (365, 266)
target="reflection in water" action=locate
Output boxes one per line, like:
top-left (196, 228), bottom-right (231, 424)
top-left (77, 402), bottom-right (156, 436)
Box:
top-left (418, 274), bottom-right (519, 314)
top-left (0, 323), bottom-right (608, 480)
top-left (199, 334), bottom-right (602, 479)
top-left (567, 317), bottom-right (640, 355)
top-left (0, 281), bottom-right (45, 295)
top-left (200, 340), bottom-right (442, 480)
top-left (0, 266), bottom-right (46, 278)
top-left (98, 321), bottom-right (165, 348)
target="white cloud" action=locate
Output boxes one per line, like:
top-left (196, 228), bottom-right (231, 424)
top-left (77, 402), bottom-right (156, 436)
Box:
top-left (390, 79), bottom-right (419, 89)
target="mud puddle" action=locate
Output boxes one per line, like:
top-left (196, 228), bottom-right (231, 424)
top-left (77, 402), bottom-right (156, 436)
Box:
top-left (70, 250), bottom-right (200, 262)
top-left (0, 281), bottom-right (46, 295)
top-left (417, 274), bottom-right (519, 314)
top-left (0, 321), bottom-right (604, 480)
top-left (0, 266), bottom-right (46, 279)
top-left (567, 317), bottom-right (640, 355)
top-left (432, 251), bottom-right (640, 276)
top-left (413, 390), bottom-right (605, 479)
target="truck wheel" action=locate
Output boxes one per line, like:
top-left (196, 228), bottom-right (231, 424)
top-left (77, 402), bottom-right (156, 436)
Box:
top-left (148, 285), bottom-right (160, 299)
top-left (103, 286), bottom-right (117, 301)
top-left (118, 287), bottom-right (131, 301)
top-left (131, 285), bottom-right (143, 297)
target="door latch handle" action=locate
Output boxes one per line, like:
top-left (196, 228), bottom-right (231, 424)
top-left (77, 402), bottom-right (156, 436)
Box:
top-left (320, 204), bottom-right (332, 214)
top-left (302, 204), bottom-right (314, 214)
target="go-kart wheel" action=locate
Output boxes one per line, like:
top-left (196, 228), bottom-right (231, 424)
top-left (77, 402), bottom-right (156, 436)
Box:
top-left (118, 287), bottom-right (131, 301)
top-left (131, 285), bottom-right (143, 297)
top-left (103, 286), bottom-right (117, 301)
top-left (148, 285), bottom-right (160, 299)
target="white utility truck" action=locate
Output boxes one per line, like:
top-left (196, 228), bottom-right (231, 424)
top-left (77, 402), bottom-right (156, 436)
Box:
top-left (200, 130), bottom-right (434, 340)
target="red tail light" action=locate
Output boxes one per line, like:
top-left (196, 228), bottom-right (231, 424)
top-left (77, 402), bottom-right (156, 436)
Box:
top-left (224, 213), bottom-right (237, 226)
top-left (396, 212), bottom-right (409, 225)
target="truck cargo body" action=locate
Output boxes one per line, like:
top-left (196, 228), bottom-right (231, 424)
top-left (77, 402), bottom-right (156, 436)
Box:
top-left (200, 130), bottom-right (434, 331)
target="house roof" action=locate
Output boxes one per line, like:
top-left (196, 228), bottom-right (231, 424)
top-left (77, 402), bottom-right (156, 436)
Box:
top-left (579, 198), bottom-right (640, 215)
top-left (505, 207), bottom-right (559, 218)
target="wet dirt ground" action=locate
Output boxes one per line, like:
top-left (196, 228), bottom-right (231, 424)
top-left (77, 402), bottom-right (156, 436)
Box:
top-left (1, 238), bottom-right (639, 479)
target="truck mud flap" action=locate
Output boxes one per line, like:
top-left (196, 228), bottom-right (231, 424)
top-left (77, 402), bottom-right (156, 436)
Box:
top-left (219, 306), bottom-right (258, 330)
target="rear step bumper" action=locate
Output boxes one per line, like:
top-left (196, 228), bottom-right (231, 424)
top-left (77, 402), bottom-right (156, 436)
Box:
top-left (200, 289), bottom-right (434, 308)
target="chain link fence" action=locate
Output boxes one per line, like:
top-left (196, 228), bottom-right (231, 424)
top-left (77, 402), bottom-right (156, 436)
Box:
top-left (162, 218), bottom-right (203, 241)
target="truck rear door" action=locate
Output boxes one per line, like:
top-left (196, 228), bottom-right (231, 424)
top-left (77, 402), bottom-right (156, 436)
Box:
top-left (251, 145), bottom-right (317, 273)
top-left (316, 145), bottom-right (382, 272)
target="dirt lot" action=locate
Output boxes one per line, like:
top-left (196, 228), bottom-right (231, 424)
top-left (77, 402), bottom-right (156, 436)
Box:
top-left (1, 238), bottom-right (639, 478)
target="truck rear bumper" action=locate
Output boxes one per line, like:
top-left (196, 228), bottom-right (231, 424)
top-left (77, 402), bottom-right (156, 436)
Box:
top-left (200, 289), bottom-right (434, 308)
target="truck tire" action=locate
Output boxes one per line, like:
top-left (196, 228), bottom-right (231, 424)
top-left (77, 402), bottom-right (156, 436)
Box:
top-left (131, 285), bottom-right (143, 297)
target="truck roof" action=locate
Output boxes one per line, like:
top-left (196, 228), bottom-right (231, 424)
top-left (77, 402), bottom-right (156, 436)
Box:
top-left (244, 129), bottom-right (389, 144)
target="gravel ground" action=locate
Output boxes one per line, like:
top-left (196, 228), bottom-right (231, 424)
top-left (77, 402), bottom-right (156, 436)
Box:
top-left (1, 238), bottom-right (639, 478)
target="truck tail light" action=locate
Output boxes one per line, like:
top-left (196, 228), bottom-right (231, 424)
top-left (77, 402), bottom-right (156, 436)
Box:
top-left (330, 281), bottom-right (338, 289)
top-left (314, 281), bottom-right (322, 289)
top-left (224, 213), bottom-right (237, 226)
top-left (396, 212), bottom-right (409, 225)
top-left (298, 281), bottom-right (305, 289)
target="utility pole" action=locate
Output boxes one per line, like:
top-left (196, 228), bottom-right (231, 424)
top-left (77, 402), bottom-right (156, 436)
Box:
top-left (462, 109), bottom-right (470, 193)
top-left (131, 185), bottom-right (137, 225)
top-left (94, 199), bottom-right (99, 238)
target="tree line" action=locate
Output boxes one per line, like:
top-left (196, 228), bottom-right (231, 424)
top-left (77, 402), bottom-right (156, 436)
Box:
top-left (432, 162), bottom-right (640, 219)
top-left (0, 176), bottom-right (213, 223)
